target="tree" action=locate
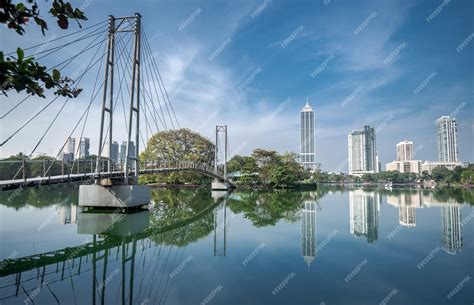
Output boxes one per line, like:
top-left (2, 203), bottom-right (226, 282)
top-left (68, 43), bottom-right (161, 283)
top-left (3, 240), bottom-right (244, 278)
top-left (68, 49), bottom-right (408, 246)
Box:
top-left (141, 128), bottom-right (214, 164)
top-left (1, 0), bottom-right (87, 98)
top-left (362, 173), bottom-right (376, 183)
top-left (461, 166), bottom-right (474, 185)
top-left (266, 153), bottom-right (307, 188)
top-left (227, 155), bottom-right (246, 173)
top-left (241, 156), bottom-right (258, 174)
top-left (431, 167), bottom-right (453, 183)
top-left (251, 148), bottom-right (281, 182)
top-left (140, 128), bottom-right (215, 185)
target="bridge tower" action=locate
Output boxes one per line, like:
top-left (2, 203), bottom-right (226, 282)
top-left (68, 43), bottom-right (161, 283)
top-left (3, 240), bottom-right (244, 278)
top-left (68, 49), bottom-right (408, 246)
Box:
top-left (212, 125), bottom-right (230, 190)
top-left (95, 14), bottom-right (141, 185)
top-left (79, 14), bottom-right (150, 210)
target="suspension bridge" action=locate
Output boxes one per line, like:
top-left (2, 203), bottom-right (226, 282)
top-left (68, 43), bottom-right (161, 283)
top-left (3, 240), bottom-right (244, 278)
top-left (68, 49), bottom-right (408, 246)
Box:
top-left (0, 14), bottom-right (234, 196)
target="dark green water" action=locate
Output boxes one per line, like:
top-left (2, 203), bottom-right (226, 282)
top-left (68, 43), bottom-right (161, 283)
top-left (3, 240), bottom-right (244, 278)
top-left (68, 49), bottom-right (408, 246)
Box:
top-left (0, 185), bottom-right (473, 305)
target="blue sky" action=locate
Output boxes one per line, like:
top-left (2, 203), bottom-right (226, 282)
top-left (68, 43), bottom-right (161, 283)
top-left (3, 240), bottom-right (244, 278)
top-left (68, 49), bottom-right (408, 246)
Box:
top-left (1, 0), bottom-right (473, 171)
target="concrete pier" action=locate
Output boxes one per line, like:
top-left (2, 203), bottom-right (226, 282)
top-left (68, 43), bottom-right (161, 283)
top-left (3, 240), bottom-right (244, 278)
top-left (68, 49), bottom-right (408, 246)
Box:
top-left (79, 184), bottom-right (150, 209)
top-left (211, 181), bottom-right (231, 191)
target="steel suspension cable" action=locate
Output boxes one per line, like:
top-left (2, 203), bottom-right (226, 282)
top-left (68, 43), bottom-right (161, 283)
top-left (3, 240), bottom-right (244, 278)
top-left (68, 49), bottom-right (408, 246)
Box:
top-left (140, 32), bottom-right (175, 129)
top-left (12, 36), bottom-right (108, 180)
top-left (35, 27), bottom-right (108, 61)
top-left (143, 30), bottom-right (180, 129)
top-left (115, 37), bottom-right (160, 136)
top-left (5, 20), bottom-right (108, 56)
top-left (44, 32), bottom-right (134, 177)
top-left (1, 31), bottom-right (108, 120)
top-left (140, 46), bottom-right (166, 131)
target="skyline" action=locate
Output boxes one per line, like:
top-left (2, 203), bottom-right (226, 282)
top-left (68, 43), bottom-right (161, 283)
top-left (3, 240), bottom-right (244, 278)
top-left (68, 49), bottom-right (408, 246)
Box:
top-left (1, 0), bottom-right (473, 172)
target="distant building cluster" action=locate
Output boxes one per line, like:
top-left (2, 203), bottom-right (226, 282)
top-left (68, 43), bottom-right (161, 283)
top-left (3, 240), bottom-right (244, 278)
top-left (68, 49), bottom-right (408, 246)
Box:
top-left (60, 137), bottom-right (135, 165)
top-left (385, 115), bottom-right (461, 174)
top-left (60, 137), bottom-right (90, 162)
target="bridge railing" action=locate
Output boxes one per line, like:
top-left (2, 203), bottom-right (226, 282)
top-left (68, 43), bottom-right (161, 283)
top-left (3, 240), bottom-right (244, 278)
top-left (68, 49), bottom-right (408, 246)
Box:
top-left (0, 158), bottom-right (225, 183)
top-left (0, 159), bottom-right (110, 182)
top-left (139, 160), bottom-right (224, 177)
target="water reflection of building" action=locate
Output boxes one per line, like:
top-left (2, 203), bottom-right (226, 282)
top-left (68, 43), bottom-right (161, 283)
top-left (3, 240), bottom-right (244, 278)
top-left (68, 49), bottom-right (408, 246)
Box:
top-left (399, 207), bottom-right (416, 227)
top-left (387, 193), bottom-right (422, 227)
top-left (441, 205), bottom-right (463, 254)
top-left (301, 200), bottom-right (317, 268)
top-left (387, 190), bottom-right (463, 254)
top-left (349, 190), bottom-right (379, 243)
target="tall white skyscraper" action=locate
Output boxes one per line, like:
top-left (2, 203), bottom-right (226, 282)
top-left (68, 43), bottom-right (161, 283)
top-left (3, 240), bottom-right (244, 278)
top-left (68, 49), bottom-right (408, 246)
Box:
top-left (348, 126), bottom-right (377, 175)
top-left (397, 140), bottom-right (413, 161)
top-left (436, 116), bottom-right (459, 162)
top-left (300, 99), bottom-right (316, 171)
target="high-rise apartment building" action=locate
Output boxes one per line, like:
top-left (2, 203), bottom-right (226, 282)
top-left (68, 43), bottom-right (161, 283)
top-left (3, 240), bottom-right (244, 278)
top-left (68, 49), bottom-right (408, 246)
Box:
top-left (77, 137), bottom-right (90, 158)
top-left (104, 141), bottom-right (119, 164)
top-left (348, 126), bottom-right (377, 175)
top-left (66, 137), bottom-right (76, 155)
top-left (436, 116), bottom-right (459, 162)
top-left (119, 141), bottom-right (136, 163)
top-left (120, 141), bottom-right (127, 163)
top-left (61, 137), bottom-right (76, 161)
top-left (300, 100), bottom-right (316, 171)
top-left (397, 140), bottom-right (413, 161)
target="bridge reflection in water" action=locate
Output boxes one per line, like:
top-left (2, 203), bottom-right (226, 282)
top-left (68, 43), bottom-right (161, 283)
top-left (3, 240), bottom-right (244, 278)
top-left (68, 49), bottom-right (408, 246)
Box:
top-left (0, 191), bottom-right (230, 305)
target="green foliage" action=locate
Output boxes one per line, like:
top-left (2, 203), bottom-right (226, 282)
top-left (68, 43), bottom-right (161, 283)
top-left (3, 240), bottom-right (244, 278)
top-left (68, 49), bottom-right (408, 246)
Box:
top-left (148, 188), bottom-right (215, 246)
top-left (312, 164), bottom-right (474, 187)
top-left (227, 189), bottom-right (329, 227)
top-left (227, 149), bottom-right (308, 188)
top-left (0, 0), bottom-right (86, 98)
top-left (140, 128), bottom-right (215, 185)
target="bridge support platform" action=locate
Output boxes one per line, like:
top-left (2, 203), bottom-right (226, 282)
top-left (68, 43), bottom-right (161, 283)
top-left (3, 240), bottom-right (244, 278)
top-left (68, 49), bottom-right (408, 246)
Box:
top-left (211, 181), bottom-right (231, 191)
top-left (79, 184), bottom-right (150, 210)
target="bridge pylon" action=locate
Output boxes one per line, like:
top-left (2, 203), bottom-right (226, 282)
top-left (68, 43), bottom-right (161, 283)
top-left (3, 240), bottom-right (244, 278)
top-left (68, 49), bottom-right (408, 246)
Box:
top-left (80, 13), bottom-right (150, 210)
top-left (212, 125), bottom-right (231, 190)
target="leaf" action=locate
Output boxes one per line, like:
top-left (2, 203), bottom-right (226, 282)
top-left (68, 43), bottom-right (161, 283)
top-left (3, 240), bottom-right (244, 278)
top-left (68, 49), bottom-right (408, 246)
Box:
top-left (34, 17), bottom-right (48, 35)
top-left (16, 3), bottom-right (26, 12)
top-left (16, 48), bottom-right (24, 61)
top-left (57, 15), bottom-right (68, 29)
top-left (52, 69), bottom-right (61, 81)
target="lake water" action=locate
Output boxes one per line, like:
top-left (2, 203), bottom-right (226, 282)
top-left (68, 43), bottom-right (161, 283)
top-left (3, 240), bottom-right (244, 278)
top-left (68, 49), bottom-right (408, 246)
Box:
top-left (0, 185), bottom-right (473, 305)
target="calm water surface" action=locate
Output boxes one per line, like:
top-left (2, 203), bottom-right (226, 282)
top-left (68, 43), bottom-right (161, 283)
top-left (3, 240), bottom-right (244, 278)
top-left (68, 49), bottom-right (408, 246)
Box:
top-left (0, 185), bottom-right (473, 305)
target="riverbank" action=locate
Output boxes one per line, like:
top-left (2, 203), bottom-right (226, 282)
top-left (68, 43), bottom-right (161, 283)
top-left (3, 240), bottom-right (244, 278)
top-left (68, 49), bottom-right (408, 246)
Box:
top-left (317, 182), bottom-right (473, 189)
top-left (147, 182), bottom-right (318, 190)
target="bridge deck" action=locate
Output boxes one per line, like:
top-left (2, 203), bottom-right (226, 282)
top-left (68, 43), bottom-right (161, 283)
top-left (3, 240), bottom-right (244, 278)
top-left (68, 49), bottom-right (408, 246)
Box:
top-left (0, 166), bottom-right (232, 190)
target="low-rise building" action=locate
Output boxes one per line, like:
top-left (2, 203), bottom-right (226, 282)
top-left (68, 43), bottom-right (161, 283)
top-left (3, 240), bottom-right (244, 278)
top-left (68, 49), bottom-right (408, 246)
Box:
top-left (421, 161), bottom-right (462, 174)
top-left (386, 160), bottom-right (422, 174)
